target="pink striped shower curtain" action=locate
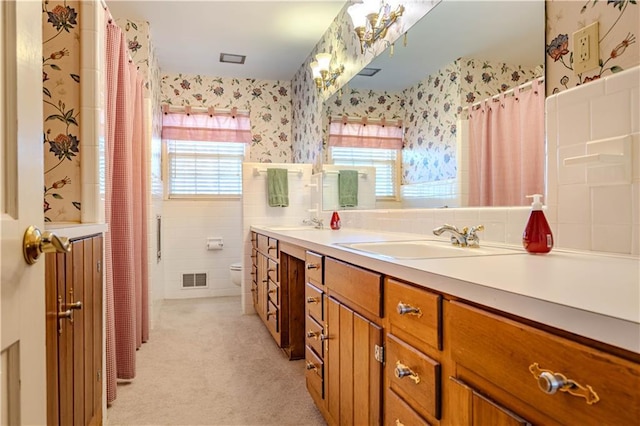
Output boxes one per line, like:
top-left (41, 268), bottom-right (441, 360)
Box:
top-left (468, 80), bottom-right (545, 206)
top-left (105, 18), bottom-right (149, 404)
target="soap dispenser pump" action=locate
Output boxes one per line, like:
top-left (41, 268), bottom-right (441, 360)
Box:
top-left (522, 194), bottom-right (553, 254)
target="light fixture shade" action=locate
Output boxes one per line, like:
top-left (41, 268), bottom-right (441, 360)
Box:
top-left (347, 2), bottom-right (369, 29)
top-left (315, 52), bottom-right (332, 72)
top-left (309, 61), bottom-right (321, 79)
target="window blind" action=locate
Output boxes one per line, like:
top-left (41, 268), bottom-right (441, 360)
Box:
top-left (331, 147), bottom-right (399, 198)
top-left (167, 140), bottom-right (245, 197)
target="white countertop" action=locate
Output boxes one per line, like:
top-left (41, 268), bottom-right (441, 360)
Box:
top-left (251, 225), bottom-right (640, 354)
top-left (46, 222), bottom-right (108, 239)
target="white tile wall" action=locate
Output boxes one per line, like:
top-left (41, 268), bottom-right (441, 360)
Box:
top-left (241, 162), bottom-right (314, 314)
top-left (547, 65), bottom-right (640, 254)
top-left (163, 199), bottom-right (242, 299)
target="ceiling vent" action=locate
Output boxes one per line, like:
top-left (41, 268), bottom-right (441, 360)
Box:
top-left (219, 53), bottom-right (246, 65)
top-left (357, 67), bottom-right (381, 77)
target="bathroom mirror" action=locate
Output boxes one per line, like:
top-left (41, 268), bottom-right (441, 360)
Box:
top-left (322, 0), bottom-right (545, 210)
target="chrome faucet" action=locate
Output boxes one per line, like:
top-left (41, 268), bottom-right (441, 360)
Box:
top-left (433, 224), bottom-right (484, 247)
top-left (303, 217), bottom-right (324, 229)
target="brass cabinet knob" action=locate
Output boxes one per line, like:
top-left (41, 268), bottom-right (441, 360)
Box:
top-left (307, 330), bottom-right (319, 339)
top-left (57, 309), bottom-right (72, 319)
top-left (306, 296), bottom-right (320, 304)
top-left (306, 263), bottom-right (320, 270)
top-left (305, 361), bottom-right (317, 372)
top-left (67, 301), bottom-right (82, 310)
top-left (529, 363), bottom-right (599, 405)
top-left (394, 361), bottom-right (421, 384)
top-left (396, 302), bottom-right (422, 317)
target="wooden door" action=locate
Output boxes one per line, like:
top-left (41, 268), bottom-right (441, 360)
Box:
top-left (0, 1), bottom-right (47, 423)
top-left (46, 235), bottom-right (103, 426)
top-left (448, 377), bottom-right (531, 426)
top-left (327, 297), bottom-right (382, 426)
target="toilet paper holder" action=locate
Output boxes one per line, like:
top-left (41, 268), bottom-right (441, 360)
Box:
top-left (207, 237), bottom-right (224, 250)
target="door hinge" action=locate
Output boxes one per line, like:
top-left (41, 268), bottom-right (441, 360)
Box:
top-left (97, 260), bottom-right (101, 273)
top-left (374, 344), bottom-right (384, 364)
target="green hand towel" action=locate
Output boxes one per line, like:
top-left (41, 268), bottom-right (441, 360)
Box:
top-left (267, 168), bottom-right (289, 207)
top-left (338, 170), bottom-right (358, 207)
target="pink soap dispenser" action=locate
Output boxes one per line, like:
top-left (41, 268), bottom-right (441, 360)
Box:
top-left (522, 194), bottom-right (553, 254)
top-left (330, 211), bottom-right (341, 230)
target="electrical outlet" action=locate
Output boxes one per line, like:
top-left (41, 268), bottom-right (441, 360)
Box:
top-left (573, 21), bottom-right (599, 75)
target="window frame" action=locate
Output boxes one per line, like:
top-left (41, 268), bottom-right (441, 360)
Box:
top-left (329, 146), bottom-right (401, 201)
top-left (162, 138), bottom-right (248, 200)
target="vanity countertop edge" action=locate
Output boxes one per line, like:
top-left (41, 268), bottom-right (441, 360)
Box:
top-left (250, 225), bottom-right (640, 354)
top-left (46, 222), bottom-right (108, 240)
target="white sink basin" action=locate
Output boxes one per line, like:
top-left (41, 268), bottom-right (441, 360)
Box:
top-left (337, 240), bottom-right (519, 259)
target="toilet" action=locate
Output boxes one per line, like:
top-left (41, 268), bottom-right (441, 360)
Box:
top-left (230, 262), bottom-right (242, 286)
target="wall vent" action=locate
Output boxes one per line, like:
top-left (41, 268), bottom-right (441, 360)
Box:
top-left (182, 273), bottom-right (207, 289)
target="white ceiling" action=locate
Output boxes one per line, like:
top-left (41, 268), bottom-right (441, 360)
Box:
top-left (105, 0), bottom-right (348, 81)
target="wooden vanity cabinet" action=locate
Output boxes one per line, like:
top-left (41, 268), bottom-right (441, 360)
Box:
top-left (384, 278), bottom-right (443, 425)
top-left (445, 300), bottom-right (640, 425)
top-left (304, 251), bottom-right (326, 413)
top-left (251, 232), bottom-right (305, 360)
top-left (325, 257), bottom-right (384, 426)
top-left (45, 234), bottom-right (103, 426)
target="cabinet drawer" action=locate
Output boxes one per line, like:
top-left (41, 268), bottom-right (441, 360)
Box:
top-left (305, 345), bottom-right (324, 399)
top-left (305, 315), bottom-right (324, 358)
top-left (257, 234), bottom-right (279, 259)
top-left (251, 232), bottom-right (257, 248)
top-left (325, 257), bottom-right (382, 321)
top-left (305, 283), bottom-right (323, 323)
top-left (266, 301), bottom-right (279, 334)
top-left (447, 301), bottom-right (640, 425)
top-left (267, 258), bottom-right (279, 284)
top-left (386, 334), bottom-right (441, 420)
top-left (386, 278), bottom-right (442, 351)
top-left (305, 251), bottom-right (323, 287)
top-left (267, 279), bottom-right (279, 307)
top-left (385, 388), bottom-right (431, 426)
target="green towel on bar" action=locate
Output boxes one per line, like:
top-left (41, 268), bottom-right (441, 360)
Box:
top-left (338, 170), bottom-right (358, 207)
top-left (267, 168), bottom-right (289, 207)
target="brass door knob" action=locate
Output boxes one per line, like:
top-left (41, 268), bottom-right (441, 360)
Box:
top-left (23, 225), bottom-right (71, 264)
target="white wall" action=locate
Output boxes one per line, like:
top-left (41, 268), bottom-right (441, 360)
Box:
top-left (241, 162), bottom-right (314, 314)
top-left (163, 199), bottom-right (242, 299)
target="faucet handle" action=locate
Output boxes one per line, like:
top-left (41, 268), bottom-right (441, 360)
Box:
top-left (466, 225), bottom-right (485, 247)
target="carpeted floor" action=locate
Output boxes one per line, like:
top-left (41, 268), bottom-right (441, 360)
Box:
top-left (106, 296), bottom-right (326, 426)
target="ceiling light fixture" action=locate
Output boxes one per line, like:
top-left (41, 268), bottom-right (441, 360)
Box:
top-left (309, 52), bottom-right (344, 91)
top-left (347, 0), bottom-right (405, 53)
top-left (219, 53), bottom-right (246, 64)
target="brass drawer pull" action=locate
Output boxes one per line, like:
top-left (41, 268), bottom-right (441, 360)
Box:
top-left (306, 263), bottom-right (320, 270)
top-left (268, 289), bottom-right (276, 295)
top-left (395, 420), bottom-right (405, 426)
top-left (529, 363), bottom-right (599, 405)
top-left (306, 296), bottom-right (320, 304)
top-left (267, 311), bottom-right (276, 319)
top-left (305, 361), bottom-right (317, 372)
top-left (267, 245), bottom-right (277, 252)
top-left (307, 330), bottom-right (319, 339)
top-left (394, 361), bottom-right (420, 384)
top-left (397, 302), bottom-right (422, 317)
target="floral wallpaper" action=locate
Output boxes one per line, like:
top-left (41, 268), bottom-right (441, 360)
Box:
top-left (291, 1), bottom-right (440, 171)
top-left (160, 74), bottom-right (293, 163)
top-left (546, 0), bottom-right (638, 94)
top-left (42, 0), bottom-right (81, 222)
top-left (118, 18), bottom-right (163, 189)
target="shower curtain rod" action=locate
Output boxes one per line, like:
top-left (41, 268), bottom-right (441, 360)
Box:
top-left (162, 105), bottom-right (250, 116)
top-left (462, 76), bottom-right (545, 111)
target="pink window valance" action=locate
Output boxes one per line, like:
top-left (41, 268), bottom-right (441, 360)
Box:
top-left (161, 108), bottom-right (251, 143)
top-left (328, 117), bottom-right (403, 149)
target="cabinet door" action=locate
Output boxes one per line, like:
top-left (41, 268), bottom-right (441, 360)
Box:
top-left (326, 297), bottom-right (382, 426)
top-left (45, 235), bottom-right (103, 426)
top-left (449, 377), bottom-right (531, 426)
